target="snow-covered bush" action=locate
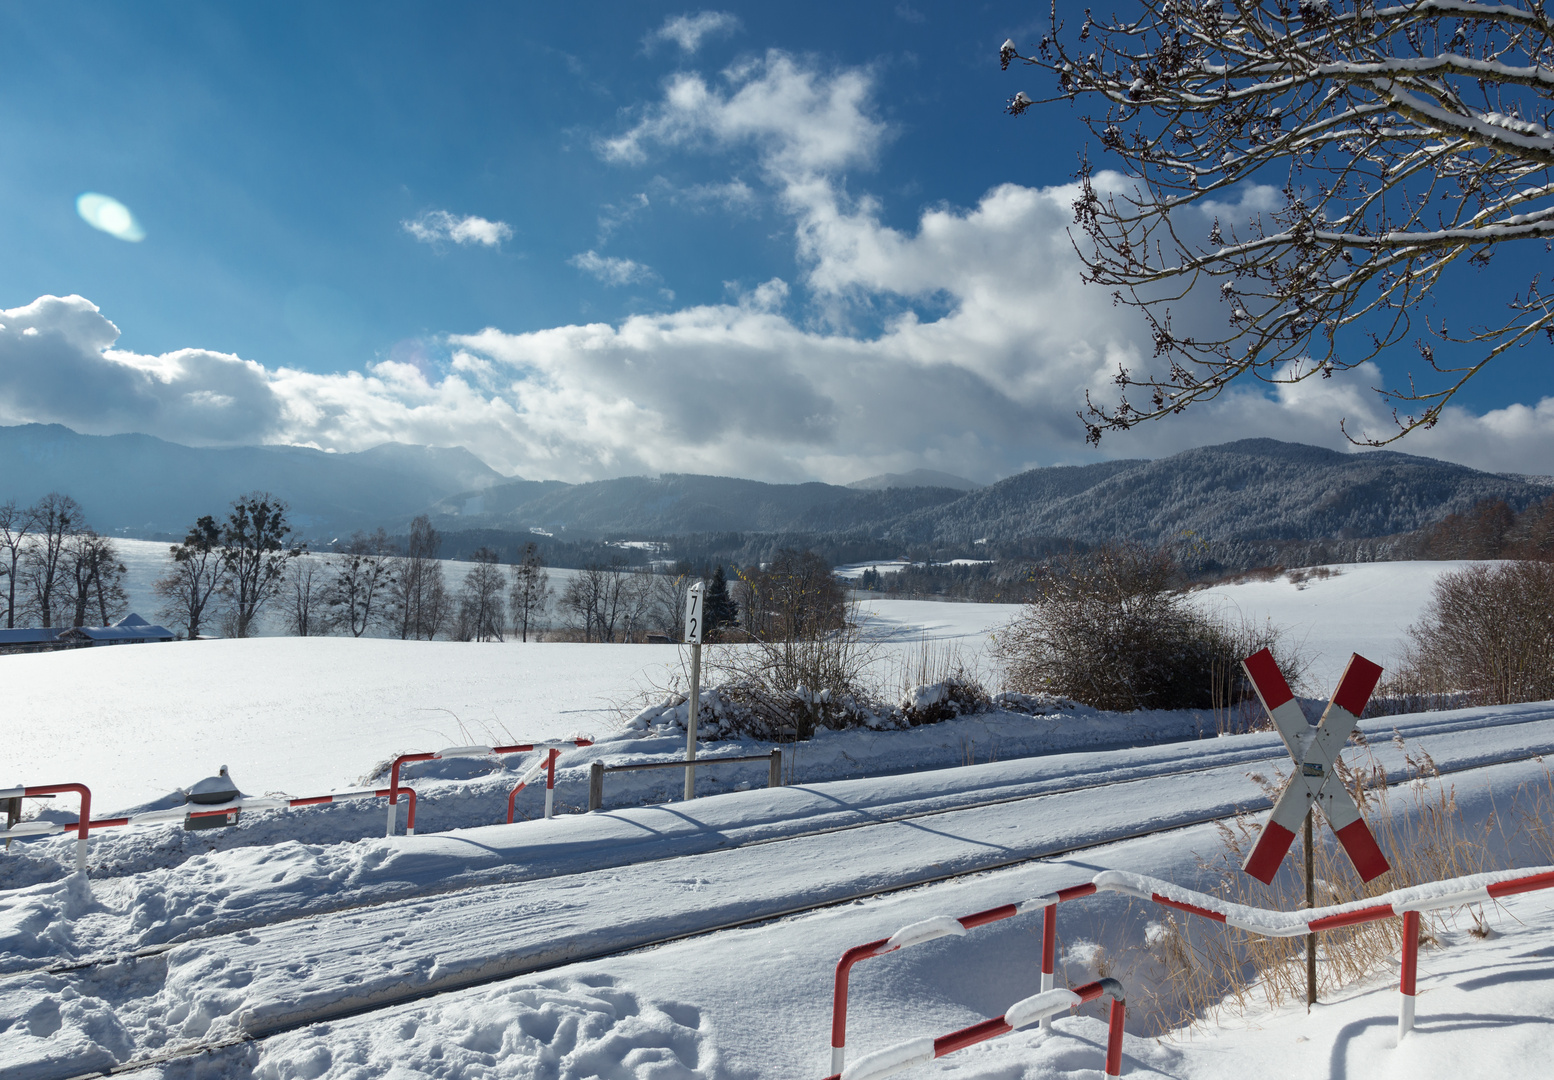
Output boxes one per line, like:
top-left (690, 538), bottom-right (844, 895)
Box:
top-left (994, 544), bottom-right (1295, 712)
top-left (898, 675), bottom-right (990, 726)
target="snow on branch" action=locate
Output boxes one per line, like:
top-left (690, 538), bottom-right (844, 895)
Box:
top-left (1005, 0), bottom-right (1554, 445)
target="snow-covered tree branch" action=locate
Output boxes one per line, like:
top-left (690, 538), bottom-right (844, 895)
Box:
top-left (1003, 0), bottom-right (1554, 444)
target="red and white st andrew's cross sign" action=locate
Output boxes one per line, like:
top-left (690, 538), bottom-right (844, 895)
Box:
top-left (1239, 649), bottom-right (1389, 884)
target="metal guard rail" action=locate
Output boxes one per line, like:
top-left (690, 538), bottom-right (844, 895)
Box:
top-left (829, 864), bottom-right (1554, 1073)
top-left (0, 783), bottom-right (417, 871)
top-left (824, 978), bottom-right (1124, 1080)
top-left (586, 748), bottom-right (782, 810)
top-left (387, 739), bottom-right (594, 835)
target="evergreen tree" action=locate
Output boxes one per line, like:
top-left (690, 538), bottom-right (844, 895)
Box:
top-left (704, 564), bottom-right (738, 637)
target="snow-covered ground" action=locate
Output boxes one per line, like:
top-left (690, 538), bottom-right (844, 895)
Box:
top-left (6, 596), bottom-right (1023, 816)
top-left (4, 556), bottom-right (1543, 1080)
top-left (1190, 562), bottom-right (1465, 695)
top-left (4, 563), bottom-right (1469, 819)
top-left (2, 707), bottom-right (1552, 1079)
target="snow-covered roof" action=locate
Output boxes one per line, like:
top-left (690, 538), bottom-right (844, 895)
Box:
top-left (59, 614), bottom-right (175, 644)
top-left (0, 627), bottom-right (65, 644)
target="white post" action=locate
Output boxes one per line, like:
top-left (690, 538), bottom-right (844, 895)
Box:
top-left (684, 581), bottom-right (705, 801)
top-left (544, 749), bottom-right (558, 820)
top-left (76, 836), bottom-right (88, 873)
top-left (1039, 971), bottom-right (1055, 1031)
top-left (386, 797), bottom-right (397, 838)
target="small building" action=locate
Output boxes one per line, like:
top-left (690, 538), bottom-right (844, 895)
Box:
top-left (0, 627), bottom-right (68, 654)
top-left (56, 613), bottom-right (176, 647)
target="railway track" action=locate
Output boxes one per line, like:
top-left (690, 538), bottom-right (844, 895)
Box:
top-left (34, 743), bottom-right (1554, 1080)
top-left (10, 702), bottom-right (1552, 985)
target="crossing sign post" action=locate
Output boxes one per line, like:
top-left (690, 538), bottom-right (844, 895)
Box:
top-left (1239, 649), bottom-right (1389, 884)
top-left (683, 580), bottom-right (705, 801)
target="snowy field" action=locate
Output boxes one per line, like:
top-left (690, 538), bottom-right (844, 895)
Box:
top-left (1188, 562), bottom-right (1467, 695)
top-left (5, 561), bottom-right (1466, 817)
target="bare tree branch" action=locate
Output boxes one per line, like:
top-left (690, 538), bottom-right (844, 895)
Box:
top-left (1006, 0), bottom-right (1554, 444)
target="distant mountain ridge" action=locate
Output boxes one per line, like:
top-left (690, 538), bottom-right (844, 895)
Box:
top-left (0, 424), bottom-right (508, 537)
top-left (1, 426), bottom-right (1546, 555)
top-left (885, 439), bottom-right (1553, 547)
top-left (426, 439), bottom-right (1551, 548)
top-left (847, 469), bottom-right (982, 492)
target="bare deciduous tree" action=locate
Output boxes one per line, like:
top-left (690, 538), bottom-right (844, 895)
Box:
top-left (736, 549), bottom-right (845, 641)
top-left (155, 516), bottom-right (227, 640)
top-left (284, 554), bottom-right (330, 637)
top-left (61, 530), bottom-right (128, 627)
top-left (21, 493), bottom-right (83, 627)
top-left (1005, 1), bottom-right (1554, 444)
top-left (559, 560), bottom-right (646, 642)
top-left (508, 542), bottom-right (552, 642)
top-left (993, 544), bottom-right (1289, 711)
top-left (455, 547), bottom-right (507, 642)
top-left (325, 529), bottom-right (394, 637)
top-left (387, 516), bottom-right (447, 640)
top-left (1396, 560), bottom-right (1554, 705)
top-left (220, 493), bottom-right (299, 637)
top-left (0, 500), bottom-right (35, 629)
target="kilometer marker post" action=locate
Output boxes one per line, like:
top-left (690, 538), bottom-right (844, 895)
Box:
top-left (683, 580), bottom-right (705, 801)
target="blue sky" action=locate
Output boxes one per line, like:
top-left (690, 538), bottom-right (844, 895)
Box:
top-left (1, 2), bottom-right (1551, 483)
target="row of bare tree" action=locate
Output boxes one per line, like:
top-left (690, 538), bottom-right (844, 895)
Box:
top-left (0, 494), bottom-right (129, 630)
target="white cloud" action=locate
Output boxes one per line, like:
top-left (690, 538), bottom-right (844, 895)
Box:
top-left (5, 55), bottom-right (1551, 486)
top-left (648, 11), bottom-right (740, 54)
top-left (599, 51), bottom-right (886, 177)
top-left (569, 250), bottom-right (658, 286)
top-left (402, 210), bottom-right (513, 247)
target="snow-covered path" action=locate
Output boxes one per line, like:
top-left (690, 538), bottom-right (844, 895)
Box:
top-left (4, 701), bottom-right (1554, 1078)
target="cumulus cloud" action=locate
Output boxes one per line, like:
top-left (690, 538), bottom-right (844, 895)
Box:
top-left (569, 250), bottom-right (657, 286)
top-left (402, 210), bottom-right (513, 247)
top-left (599, 51), bottom-right (886, 177)
top-left (5, 53), bottom-right (1551, 485)
top-left (648, 11), bottom-right (740, 53)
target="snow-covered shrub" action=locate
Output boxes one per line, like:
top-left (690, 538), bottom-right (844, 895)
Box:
top-left (898, 675), bottom-right (990, 726)
top-left (993, 543), bottom-right (1296, 712)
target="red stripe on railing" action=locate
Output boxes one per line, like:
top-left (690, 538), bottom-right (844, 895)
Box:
top-left (25, 784), bottom-right (91, 843)
top-left (933, 1015), bottom-right (1011, 1057)
top-left (1488, 869), bottom-right (1554, 899)
top-left (959, 903), bottom-right (1018, 929)
top-left (1152, 893), bottom-right (1228, 922)
top-left (1306, 902), bottom-right (1395, 933)
top-left (1041, 902), bottom-right (1057, 976)
top-left (1400, 909), bottom-right (1420, 997)
top-left (831, 938), bottom-right (890, 1052)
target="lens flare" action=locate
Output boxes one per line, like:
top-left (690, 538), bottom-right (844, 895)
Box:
top-left (76, 192), bottom-right (146, 242)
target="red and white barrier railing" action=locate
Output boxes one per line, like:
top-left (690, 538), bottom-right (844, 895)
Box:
top-left (506, 748), bottom-right (561, 824)
top-left (0, 783), bottom-right (91, 872)
top-left (385, 739), bottom-right (593, 836)
top-left (824, 978), bottom-right (1125, 1080)
top-left (829, 864), bottom-right (1554, 1071)
top-left (1, 784), bottom-right (417, 871)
